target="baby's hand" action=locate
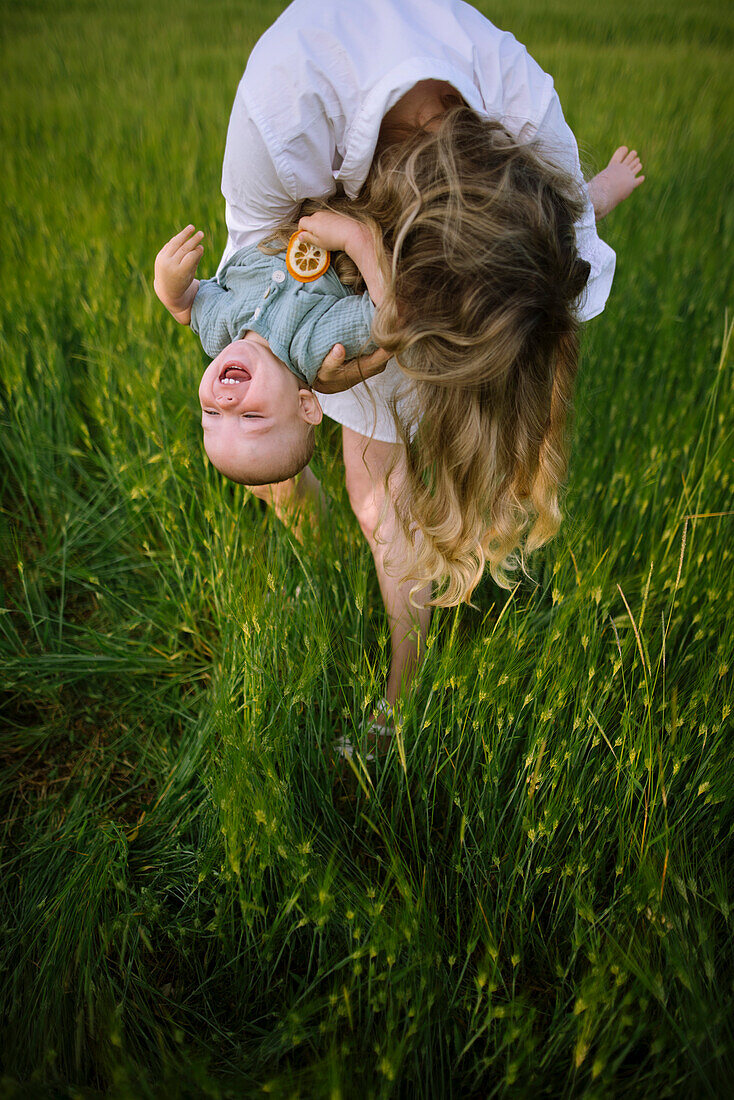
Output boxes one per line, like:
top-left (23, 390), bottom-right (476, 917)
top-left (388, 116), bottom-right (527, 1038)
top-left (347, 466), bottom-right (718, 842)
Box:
top-left (154, 225), bottom-right (204, 324)
top-left (298, 211), bottom-right (364, 254)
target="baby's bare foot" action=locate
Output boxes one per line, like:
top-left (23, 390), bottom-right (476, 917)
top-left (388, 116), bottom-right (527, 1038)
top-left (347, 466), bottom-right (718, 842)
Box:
top-left (588, 146), bottom-right (645, 220)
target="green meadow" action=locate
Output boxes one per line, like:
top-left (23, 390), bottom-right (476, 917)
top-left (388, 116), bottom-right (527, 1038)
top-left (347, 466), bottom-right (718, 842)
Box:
top-left (1, 0), bottom-right (733, 1095)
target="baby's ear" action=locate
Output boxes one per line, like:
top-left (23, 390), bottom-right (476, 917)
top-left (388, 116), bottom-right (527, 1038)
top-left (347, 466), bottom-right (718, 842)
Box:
top-left (299, 388), bottom-right (323, 425)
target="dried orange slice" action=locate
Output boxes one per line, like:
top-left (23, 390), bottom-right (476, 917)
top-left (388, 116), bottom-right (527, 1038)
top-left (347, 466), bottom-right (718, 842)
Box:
top-left (285, 232), bottom-right (331, 282)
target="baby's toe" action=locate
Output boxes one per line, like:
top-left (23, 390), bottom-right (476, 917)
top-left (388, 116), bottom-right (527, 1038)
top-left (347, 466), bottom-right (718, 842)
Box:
top-left (610, 146), bottom-right (628, 164)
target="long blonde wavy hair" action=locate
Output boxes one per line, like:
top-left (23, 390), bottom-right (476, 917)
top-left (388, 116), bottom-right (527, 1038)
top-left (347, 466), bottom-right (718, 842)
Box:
top-left (268, 106), bottom-right (591, 608)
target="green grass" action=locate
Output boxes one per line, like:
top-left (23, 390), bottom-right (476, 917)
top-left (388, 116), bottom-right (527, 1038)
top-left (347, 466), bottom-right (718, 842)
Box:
top-left (1, 0), bottom-right (732, 1095)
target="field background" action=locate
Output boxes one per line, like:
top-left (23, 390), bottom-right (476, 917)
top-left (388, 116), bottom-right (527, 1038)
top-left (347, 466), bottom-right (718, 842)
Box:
top-left (1, 0), bottom-right (733, 1096)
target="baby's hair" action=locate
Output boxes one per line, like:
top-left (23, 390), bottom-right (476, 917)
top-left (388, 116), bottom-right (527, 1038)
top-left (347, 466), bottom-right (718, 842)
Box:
top-left (213, 424), bottom-right (315, 487)
top-left (348, 106), bottom-right (591, 607)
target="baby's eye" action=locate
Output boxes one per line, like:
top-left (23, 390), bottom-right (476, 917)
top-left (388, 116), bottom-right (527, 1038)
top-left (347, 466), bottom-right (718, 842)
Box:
top-left (241, 414), bottom-right (261, 419)
top-left (202, 409), bottom-right (219, 416)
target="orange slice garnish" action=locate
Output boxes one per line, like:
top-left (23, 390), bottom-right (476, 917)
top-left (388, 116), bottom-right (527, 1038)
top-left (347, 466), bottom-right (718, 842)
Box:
top-left (285, 232), bottom-right (331, 282)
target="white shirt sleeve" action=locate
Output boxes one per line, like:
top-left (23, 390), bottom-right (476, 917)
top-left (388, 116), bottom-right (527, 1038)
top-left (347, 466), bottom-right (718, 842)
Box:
top-left (467, 13), bottom-right (616, 321)
top-left (532, 88), bottom-right (616, 321)
top-left (217, 95), bottom-right (301, 272)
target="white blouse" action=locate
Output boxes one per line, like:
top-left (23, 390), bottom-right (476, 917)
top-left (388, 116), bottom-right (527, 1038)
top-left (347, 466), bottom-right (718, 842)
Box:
top-left (216, 0), bottom-right (616, 441)
top-left (219, 0), bottom-right (615, 323)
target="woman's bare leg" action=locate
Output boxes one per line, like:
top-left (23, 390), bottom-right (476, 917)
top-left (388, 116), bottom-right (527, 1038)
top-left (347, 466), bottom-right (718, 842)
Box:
top-left (342, 425), bottom-right (431, 712)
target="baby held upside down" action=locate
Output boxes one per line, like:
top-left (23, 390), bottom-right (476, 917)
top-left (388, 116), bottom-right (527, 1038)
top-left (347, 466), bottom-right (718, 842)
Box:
top-left (153, 211), bottom-right (390, 488)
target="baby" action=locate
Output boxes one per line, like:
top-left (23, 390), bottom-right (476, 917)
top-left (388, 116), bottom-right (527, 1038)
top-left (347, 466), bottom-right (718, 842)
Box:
top-left (153, 213), bottom-right (386, 485)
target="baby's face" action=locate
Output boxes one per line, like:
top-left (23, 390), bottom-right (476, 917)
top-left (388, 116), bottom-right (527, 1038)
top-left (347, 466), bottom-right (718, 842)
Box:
top-left (198, 334), bottom-right (322, 484)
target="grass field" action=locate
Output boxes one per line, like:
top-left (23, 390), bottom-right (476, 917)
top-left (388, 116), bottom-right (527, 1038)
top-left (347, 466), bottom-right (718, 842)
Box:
top-left (1, 0), bottom-right (733, 1095)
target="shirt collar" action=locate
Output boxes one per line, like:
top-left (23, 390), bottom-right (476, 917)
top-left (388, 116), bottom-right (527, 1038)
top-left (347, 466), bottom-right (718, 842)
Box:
top-left (335, 59), bottom-right (485, 197)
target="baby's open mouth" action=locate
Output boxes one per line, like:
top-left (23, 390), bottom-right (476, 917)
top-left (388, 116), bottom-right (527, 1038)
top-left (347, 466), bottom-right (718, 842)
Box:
top-left (219, 365), bottom-right (251, 385)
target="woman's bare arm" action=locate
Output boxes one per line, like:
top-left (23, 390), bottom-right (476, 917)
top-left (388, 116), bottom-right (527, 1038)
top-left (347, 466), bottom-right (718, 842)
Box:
top-left (298, 211), bottom-right (392, 392)
top-left (298, 211), bottom-right (388, 303)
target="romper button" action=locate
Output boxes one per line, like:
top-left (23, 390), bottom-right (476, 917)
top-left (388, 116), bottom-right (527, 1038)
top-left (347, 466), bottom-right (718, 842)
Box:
top-left (253, 306), bottom-right (261, 319)
top-left (263, 286), bottom-right (271, 299)
top-left (272, 270), bottom-right (286, 284)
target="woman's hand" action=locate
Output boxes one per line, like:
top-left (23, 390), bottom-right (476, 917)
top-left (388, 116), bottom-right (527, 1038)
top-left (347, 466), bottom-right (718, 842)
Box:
top-left (312, 343), bottom-right (391, 394)
top-left (154, 225), bottom-right (204, 324)
top-left (300, 211), bottom-right (388, 308)
top-left (298, 210), bottom-right (363, 254)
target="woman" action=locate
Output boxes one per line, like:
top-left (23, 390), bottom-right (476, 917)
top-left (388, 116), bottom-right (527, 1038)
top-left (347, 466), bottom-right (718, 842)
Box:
top-left (216, 0), bottom-right (643, 753)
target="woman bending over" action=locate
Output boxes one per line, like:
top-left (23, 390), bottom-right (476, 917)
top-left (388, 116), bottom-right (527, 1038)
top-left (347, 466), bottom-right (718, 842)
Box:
top-left (213, 0), bottom-right (644, 751)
